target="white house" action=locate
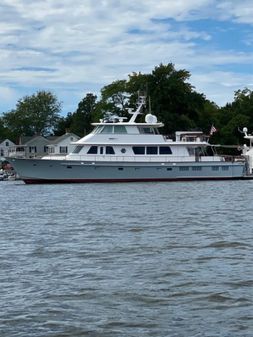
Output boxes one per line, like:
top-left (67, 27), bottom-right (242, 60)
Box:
top-left (47, 132), bottom-right (80, 155)
top-left (8, 135), bottom-right (53, 158)
top-left (8, 132), bottom-right (80, 158)
top-left (0, 139), bottom-right (16, 159)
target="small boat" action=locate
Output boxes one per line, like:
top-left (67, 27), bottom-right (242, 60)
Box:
top-left (7, 96), bottom-right (246, 184)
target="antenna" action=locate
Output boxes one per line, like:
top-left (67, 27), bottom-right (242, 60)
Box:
top-left (148, 96), bottom-right (152, 114)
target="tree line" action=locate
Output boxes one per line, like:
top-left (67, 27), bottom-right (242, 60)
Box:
top-left (1, 63), bottom-right (253, 147)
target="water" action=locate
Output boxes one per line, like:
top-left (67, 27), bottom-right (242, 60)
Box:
top-left (0, 180), bottom-right (252, 337)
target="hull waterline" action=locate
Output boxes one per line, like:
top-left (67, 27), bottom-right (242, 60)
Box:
top-left (23, 176), bottom-right (246, 184)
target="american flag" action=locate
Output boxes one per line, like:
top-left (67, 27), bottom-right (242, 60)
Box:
top-left (210, 125), bottom-right (217, 135)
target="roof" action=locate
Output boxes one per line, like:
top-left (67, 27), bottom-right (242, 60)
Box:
top-left (18, 133), bottom-right (79, 145)
top-left (0, 138), bottom-right (16, 145)
top-left (47, 133), bottom-right (80, 145)
top-left (19, 135), bottom-right (51, 145)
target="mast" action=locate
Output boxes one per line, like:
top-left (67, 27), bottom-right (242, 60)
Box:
top-left (129, 95), bottom-right (146, 123)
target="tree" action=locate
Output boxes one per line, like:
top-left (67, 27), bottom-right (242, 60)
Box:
top-left (215, 88), bottom-right (253, 145)
top-left (0, 117), bottom-right (14, 140)
top-left (53, 113), bottom-right (73, 136)
top-left (70, 93), bottom-right (98, 136)
top-left (100, 80), bottom-right (130, 117)
top-left (2, 91), bottom-right (61, 137)
top-left (98, 63), bottom-right (213, 135)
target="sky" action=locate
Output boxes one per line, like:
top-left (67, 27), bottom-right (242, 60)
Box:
top-left (0, 0), bottom-right (253, 115)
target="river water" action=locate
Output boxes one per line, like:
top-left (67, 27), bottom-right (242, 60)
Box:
top-left (0, 180), bottom-right (252, 337)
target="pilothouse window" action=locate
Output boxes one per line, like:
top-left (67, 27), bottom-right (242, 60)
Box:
top-left (87, 146), bottom-right (98, 154)
top-left (100, 125), bottom-right (127, 134)
top-left (101, 126), bottom-right (113, 134)
top-left (114, 125), bottom-right (127, 134)
top-left (93, 126), bottom-right (103, 133)
top-left (138, 127), bottom-right (155, 134)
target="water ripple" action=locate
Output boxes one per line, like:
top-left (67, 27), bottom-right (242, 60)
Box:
top-left (0, 180), bottom-right (253, 336)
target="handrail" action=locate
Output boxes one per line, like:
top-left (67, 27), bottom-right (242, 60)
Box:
top-left (42, 154), bottom-right (245, 163)
top-left (9, 152), bottom-right (245, 163)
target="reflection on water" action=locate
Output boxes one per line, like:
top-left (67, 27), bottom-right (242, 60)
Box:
top-left (0, 180), bottom-right (253, 336)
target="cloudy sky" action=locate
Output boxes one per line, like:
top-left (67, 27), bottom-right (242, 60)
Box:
top-left (0, 0), bottom-right (253, 115)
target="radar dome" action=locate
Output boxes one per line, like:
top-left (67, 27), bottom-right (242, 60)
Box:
top-left (145, 114), bottom-right (157, 124)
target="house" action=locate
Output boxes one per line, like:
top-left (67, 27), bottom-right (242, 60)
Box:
top-left (47, 132), bottom-right (80, 156)
top-left (8, 135), bottom-right (53, 158)
top-left (0, 139), bottom-right (16, 160)
top-left (8, 132), bottom-right (80, 158)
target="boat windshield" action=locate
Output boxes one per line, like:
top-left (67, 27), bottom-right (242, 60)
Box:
top-left (98, 125), bottom-right (128, 134)
top-left (138, 127), bottom-right (159, 134)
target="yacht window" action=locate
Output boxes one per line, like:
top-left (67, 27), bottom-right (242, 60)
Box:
top-left (212, 166), bottom-right (219, 171)
top-left (100, 147), bottom-right (104, 154)
top-left (73, 145), bottom-right (83, 153)
top-left (179, 167), bottom-right (189, 171)
top-left (101, 126), bottom-right (113, 134)
top-left (114, 125), bottom-right (127, 134)
top-left (192, 166), bottom-right (202, 171)
top-left (159, 146), bottom-right (172, 155)
top-left (138, 127), bottom-right (154, 134)
top-left (87, 146), bottom-right (98, 154)
top-left (106, 146), bottom-right (115, 154)
top-left (133, 146), bottom-right (145, 155)
top-left (93, 126), bottom-right (103, 133)
top-left (147, 146), bottom-right (158, 155)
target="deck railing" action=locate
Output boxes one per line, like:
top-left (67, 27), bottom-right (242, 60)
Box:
top-left (41, 154), bottom-right (245, 163)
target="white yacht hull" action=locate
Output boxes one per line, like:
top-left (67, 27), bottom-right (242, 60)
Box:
top-left (8, 158), bottom-right (246, 184)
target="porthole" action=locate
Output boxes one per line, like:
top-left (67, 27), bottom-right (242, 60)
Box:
top-left (121, 148), bottom-right (126, 153)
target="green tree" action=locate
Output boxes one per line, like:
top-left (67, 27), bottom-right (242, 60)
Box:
top-left (98, 63), bottom-right (212, 135)
top-left (214, 88), bottom-right (253, 145)
top-left (0, 117), bottom-right (14, 140)
top-left (100, 80), bottom-right (130, 116)
top-left (53, 113), bottom-right (73, 136)
top-left (2, 91), bottom-right (61, 137)
top-left (70, 93), bottom-right (98, 136)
